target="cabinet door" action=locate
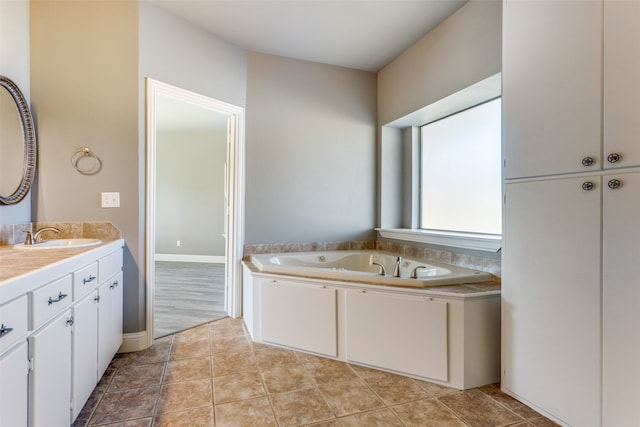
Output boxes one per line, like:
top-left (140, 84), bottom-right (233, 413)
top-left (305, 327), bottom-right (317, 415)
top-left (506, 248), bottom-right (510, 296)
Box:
top-left (502, 177), bottom-right (601, 427)
top-left (261, 279), bottom-right (337, 357)
top-left (345, 291), bottom-right (447, 381)
top-left (603, 0), bottom-right (640, 170)
top-left (72, 291), bottom-right (98, 421)
top-left (503, 0), bottom-right (602, 179)
top-left (602, 171), bottom-right (640, 425)
top-left (98, 272), bottom-right (123, 379)
top-left (0, 342), bottom-right (28, 427)
top-left (29, 310), bottom-right (73, 427)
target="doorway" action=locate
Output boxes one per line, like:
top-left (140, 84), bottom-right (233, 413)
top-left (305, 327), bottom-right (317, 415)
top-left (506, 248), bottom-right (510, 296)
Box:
top-left (145, 79), bottom-right (244, 344)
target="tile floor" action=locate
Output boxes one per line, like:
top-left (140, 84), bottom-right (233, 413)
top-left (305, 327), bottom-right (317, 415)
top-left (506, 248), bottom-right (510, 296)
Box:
top-left (73, 317), bottom-right (558, 427)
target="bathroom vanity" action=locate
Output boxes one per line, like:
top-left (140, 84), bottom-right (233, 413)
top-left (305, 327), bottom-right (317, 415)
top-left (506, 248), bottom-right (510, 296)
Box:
top-left (242, 261), bottom-right (501, 390)
top-left (0, 238), bottom-right (124, 427)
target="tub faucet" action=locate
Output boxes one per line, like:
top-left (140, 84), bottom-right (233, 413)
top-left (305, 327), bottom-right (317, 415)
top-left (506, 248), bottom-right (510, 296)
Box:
top-left (393, 256), bottom-right (402, 277)
top-left (24, 227), bottom-right (61, 245)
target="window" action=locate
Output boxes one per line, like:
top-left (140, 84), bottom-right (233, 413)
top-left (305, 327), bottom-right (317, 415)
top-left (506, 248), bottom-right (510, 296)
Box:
top-left (377, 73), bottom-right (502, 252)
top-left (419, 98), bottom-right (502, 235)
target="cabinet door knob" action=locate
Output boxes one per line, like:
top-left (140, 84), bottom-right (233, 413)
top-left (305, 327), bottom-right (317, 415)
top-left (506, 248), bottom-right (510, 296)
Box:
top-left (66, 317), bottom-right (74, 327)
top-left (582, 181), bottom-right (595, 191)
top-left (607, 153), bottom-right (622, 163)
top-left (582, 157), bottom-right (595, 166)
top-left (608, 179), bottom-right (622, 190)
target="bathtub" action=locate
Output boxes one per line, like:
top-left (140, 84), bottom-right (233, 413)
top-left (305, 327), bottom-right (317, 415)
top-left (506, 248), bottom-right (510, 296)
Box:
top-left (250, 250), bottom-right (492, 288)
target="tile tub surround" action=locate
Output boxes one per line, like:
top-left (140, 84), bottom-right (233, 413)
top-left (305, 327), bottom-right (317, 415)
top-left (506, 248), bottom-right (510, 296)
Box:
top-left (0, 221), bottom-right (122, 246)
top-left (244, 239), bottom-right (501, 278)
top-left (73, 317), bottom-right (557, 427)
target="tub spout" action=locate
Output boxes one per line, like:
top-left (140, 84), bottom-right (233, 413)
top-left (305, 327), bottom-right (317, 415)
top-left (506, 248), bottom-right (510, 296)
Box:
top-left (393, 256), bottom-right (402, 277)
top-left (371, 262), bottom-right (386, 276)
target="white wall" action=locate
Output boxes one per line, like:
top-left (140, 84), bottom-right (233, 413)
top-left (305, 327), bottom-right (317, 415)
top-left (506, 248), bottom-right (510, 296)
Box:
top-left (0, 0), bottom-right (31, 225)
top-left (245, 52), bottom-right (377, 244)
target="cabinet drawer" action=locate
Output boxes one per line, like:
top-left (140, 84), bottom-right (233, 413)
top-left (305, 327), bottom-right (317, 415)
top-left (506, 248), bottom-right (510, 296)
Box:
top-left (0, 295), bottom-right (28, 353)
top-left (30, 275), bottom-right (73, 330)
top-left (99, 249), bottom-right (122, 283)
top-left (73, 262), bottom-right (98, 300)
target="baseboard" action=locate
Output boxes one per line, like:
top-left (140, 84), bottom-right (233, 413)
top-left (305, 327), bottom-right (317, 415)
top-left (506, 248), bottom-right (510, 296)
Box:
top-left (155, 254), bottom-right (226, 263)
top-left (118, 331), bottom-right (151, 353)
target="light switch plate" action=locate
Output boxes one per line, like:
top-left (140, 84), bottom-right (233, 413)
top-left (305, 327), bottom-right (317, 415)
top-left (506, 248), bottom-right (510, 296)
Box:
top-left (101, 192), bottom-right (120, 208)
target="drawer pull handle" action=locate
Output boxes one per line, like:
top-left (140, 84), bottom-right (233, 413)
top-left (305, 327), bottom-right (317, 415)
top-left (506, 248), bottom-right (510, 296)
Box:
top-left (83, 275), bottom-right (97, 284)
top-left (66, 317), bottom-right (74, 327)
top-left (48, 292), bottom-right (68, 305)
top-left (0, 324), bottom-right (13, 338)
top-left (110, 280), bottom-right (119, 290)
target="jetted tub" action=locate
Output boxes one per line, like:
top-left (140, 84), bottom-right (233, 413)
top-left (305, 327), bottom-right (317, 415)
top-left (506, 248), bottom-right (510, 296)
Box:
top-left (250, 250), bottom-right (492, 288)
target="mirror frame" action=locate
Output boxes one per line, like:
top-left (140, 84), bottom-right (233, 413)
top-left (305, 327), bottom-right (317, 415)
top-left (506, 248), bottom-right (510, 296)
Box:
top-left (0, 75), bottom-right (37, 205)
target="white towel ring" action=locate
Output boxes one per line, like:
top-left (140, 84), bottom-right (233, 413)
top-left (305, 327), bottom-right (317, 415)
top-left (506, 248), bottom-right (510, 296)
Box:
top-left (71, 147), bottom-right (102, 175)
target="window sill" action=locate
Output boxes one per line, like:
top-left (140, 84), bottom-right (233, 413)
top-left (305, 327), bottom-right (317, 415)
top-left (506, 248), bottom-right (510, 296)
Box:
top-left (376, 228), bottom-right (501, 253)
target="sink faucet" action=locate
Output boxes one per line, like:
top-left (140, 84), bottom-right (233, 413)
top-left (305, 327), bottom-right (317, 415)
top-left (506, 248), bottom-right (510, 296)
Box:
top-left (371, 262), bottom-right (386, 276)
top-left (23, 227), bottom-right (61, 245)
top-left (393, 256), bottom-right (402, 277)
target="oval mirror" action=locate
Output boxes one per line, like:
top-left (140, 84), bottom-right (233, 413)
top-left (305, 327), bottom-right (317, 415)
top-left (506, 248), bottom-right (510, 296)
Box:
top-left (0, 75), bottom-right (36, 205)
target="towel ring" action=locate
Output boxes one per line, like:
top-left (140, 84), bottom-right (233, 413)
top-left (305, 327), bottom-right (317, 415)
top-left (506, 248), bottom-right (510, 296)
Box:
top-left (71, 147), bottom-right (102, 175)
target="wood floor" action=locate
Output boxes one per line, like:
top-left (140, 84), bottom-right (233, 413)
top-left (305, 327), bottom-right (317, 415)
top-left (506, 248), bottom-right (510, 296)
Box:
top-left (154, 261), bottom-right (227, 338)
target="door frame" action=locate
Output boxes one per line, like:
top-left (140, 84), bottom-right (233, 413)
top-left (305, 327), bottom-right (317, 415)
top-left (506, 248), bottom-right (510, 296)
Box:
top-left (145, 78), bottom-right (245, 346)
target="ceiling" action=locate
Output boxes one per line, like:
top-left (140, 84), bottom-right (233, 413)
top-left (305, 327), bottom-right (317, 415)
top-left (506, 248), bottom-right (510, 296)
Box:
top-left (151, 0), bottom-right (468, 72)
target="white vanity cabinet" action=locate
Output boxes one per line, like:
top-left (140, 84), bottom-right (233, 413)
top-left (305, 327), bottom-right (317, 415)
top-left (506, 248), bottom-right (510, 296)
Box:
top-left (72, 290), bottom-right (99, 421)
top-left (0, 295), bottom-right (29, 427)
top-left (96, 249), bottom-right (123, 379)
top-left (0, 239), bottom-right (124, 426)
top-left (260, 278), bottom-right (337, 357)
top-left (1, 341), bottom-right (29, 427)
top-left (29, 309), bottom-right (74, 427)
top-left (345, 290), bottom-right (447, 382)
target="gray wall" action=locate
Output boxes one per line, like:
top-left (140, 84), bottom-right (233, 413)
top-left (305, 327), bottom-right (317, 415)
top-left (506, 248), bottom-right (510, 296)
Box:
top-left (28, 1), bottom-right (246, 334)
top-left (155, 129), bottom-right (227, 256)
top-left (245, 52), bottom-right (377, 245)
top-left (0, 0), bottom-right (31, 225)
top-left (377, 0), bottom-right (502, 229)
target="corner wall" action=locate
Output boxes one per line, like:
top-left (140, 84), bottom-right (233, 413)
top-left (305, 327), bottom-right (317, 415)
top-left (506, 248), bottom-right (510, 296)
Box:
top-left (245, 52), bottom-right (377, 245)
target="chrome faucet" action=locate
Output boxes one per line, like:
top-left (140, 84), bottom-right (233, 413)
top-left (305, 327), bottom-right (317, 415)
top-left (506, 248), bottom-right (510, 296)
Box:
top-left (393, 256), bottom-right (402, 277)
top-left (371, 261), bottom-right (386, 276)
top-left (411, 266), bottom-right (429, 279)
top-left (23, 227), bottom-right (61, 245)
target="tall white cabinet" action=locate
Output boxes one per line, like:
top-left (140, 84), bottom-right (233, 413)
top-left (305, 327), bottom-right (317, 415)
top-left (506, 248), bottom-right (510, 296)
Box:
top-left (502, 1), bottom-right (640, 426)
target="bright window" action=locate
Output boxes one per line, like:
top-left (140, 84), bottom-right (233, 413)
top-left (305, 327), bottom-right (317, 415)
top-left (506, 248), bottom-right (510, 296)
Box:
top-left (420, 98), bottom-right (502, 235)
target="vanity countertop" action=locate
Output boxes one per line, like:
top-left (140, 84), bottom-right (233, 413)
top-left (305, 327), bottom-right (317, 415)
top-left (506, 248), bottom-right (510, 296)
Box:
top-left (0, 238), bottom-right (124, 303)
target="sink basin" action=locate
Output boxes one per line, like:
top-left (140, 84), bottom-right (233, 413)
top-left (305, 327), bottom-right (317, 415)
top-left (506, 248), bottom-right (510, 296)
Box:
top-left (15, 238), bottom-right (103, 249)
